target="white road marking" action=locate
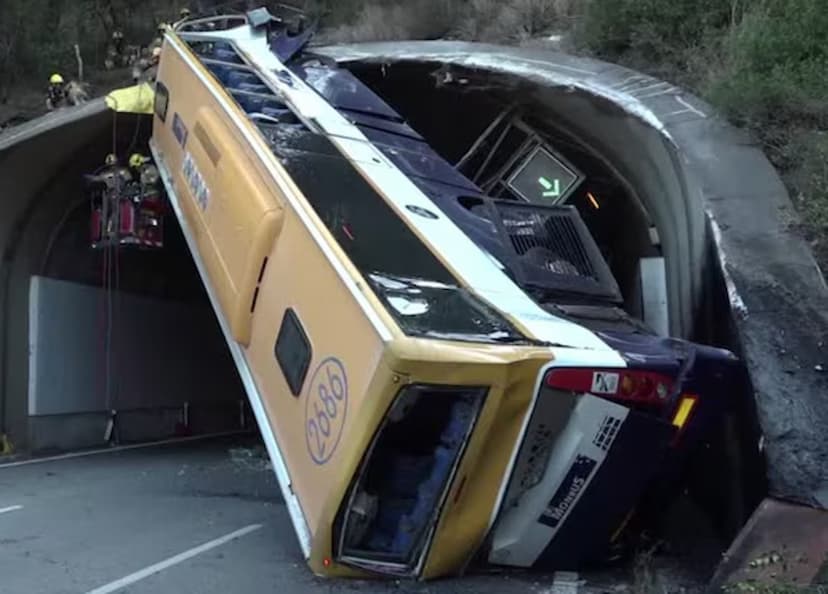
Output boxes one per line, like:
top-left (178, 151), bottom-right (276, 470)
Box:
top-left (0, 505), bottom-right (23, 515)
top-left (84, 524), bottom-right (263, 594)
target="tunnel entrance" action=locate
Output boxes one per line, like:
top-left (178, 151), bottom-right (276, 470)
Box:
top-left (1, 112), bottom-right (251, 453)
top-left (339, 58), bottom-right (767, 571)
top-left (346, 61), bottom-right (666, 332)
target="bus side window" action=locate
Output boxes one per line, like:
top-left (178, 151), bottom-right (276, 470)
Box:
top-left (275, 308), bottom-right (312, 397)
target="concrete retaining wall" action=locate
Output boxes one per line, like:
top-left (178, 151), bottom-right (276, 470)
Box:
top-left (29, 275), bottom-right (240, 411)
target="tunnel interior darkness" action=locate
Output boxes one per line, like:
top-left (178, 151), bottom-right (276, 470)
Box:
top-left (0, 110), bottom-right (247, 453)
top-left (346, 61), bottom-right (659, 321)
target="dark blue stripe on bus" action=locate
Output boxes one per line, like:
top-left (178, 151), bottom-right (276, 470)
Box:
top-left (533, 407), bottom-right (674, 568)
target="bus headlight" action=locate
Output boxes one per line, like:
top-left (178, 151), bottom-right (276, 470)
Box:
top-left (336, 384), bottom-right (487, 575)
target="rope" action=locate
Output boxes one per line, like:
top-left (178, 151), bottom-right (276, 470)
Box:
top-left (113, 194), bottom-right (122, 414)
top-left (100, 109), bottom-right (123, 424)
top-left (97, 222), bottom-right (109, 414)
top-left (98, 104), bottom-right (146, 434)
top-left (106, 240), bottom-right (113, 413)
top-left (125, 83), bottom-right (147, 157)
top-left (126, 114), bottom-right (142, 157)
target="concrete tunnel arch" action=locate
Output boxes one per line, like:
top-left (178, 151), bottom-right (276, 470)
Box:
top-left (0, 99), bottom-right (245, 454)
top-left (0, 42), bottom-right (825, 515)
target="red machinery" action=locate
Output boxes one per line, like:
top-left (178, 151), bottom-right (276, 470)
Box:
top-left (87, 154), bottom-right (165, 249)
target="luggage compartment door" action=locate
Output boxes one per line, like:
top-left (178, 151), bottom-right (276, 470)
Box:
top-left (179, 106), bottom-right (284, 345)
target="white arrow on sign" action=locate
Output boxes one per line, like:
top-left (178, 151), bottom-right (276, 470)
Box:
top-left (538, 176), bottom-right (561, 198)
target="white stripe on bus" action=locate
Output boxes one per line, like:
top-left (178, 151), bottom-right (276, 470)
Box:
top-left (233, 33), bottom-right (613, 351)
top-left (163, 34), bottom-right (393, 343)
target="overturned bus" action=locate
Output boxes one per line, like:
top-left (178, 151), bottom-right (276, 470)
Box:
top-left (146, 7), bottom-right (742, 579)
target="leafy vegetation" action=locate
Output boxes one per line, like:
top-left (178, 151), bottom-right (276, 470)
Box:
top-left (568, 0), bottom-right (828, 268)
top-left (0, 0), bottom-right (177, 99)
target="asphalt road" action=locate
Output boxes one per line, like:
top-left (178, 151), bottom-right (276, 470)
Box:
top-left (0, 436), bottom-right (615, 594)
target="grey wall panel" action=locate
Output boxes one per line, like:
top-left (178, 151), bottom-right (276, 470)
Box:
top-left (29, 275), bottom-right (242, 415)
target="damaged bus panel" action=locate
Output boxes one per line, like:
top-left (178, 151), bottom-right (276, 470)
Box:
top-left (148, 7), bottom-right (742, 580)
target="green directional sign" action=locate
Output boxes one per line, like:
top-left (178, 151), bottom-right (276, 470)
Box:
top-left (507, 146), bottom-right (583, 205)
top-left (538, 176), bottom-right (561, 198)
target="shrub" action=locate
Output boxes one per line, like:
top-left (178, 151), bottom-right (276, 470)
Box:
top-left (454, 0), bottom-right (577, 43)
top-left (705, 0), bottom-right (828, 126)
top-left (316, 0), bottom-right (580, 45)
top-left (318, 0), bottom-right (463, 43)
top-left (575, 0), bottom-right (735, 64)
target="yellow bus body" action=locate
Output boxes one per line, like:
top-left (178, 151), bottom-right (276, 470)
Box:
top-left (150, 34), bottom-right (568, 578)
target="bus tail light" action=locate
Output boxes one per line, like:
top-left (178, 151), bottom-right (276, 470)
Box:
top-left (336, 384), bottom-right (486, 575)
top-left (545, 368), bottom-right (675, 406)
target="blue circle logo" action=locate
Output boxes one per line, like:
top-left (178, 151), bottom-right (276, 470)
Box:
top-left (305, 357), bottom-right (348, 465)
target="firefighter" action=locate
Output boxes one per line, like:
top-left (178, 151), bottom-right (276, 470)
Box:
top-left (88, 153), bottom-right (133, 246)
top-left (128, 153), bottom-right (146, 171)
top-left (126, 153), bottom-right (163, 247)
top-left (113, 30), bottom-right (125, 56)
top-left (123, 44), bottom-right (141, 69)
top-left (103, 153), bottom-right (132, 186)
top-left (132, 47), bottom-right (161, 84)
top-left (145, 47), bottom-right (161, 82)
top-left (130, 46), bottom-right (149, 81)
top-left (65, 80), bottom-right (89, 106)
top-left (128, 153), bottom-right (159, 186)
top-left (104, 30), bottom-right (126, 70)
top-left (131, 55), bottom-right (147, 83)
top-left (46, 74), bottom-right (67, 110)
top-left (174, 8), bottom-right (192, 30)
top-left (150, 22), bottom-right (169, 53)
